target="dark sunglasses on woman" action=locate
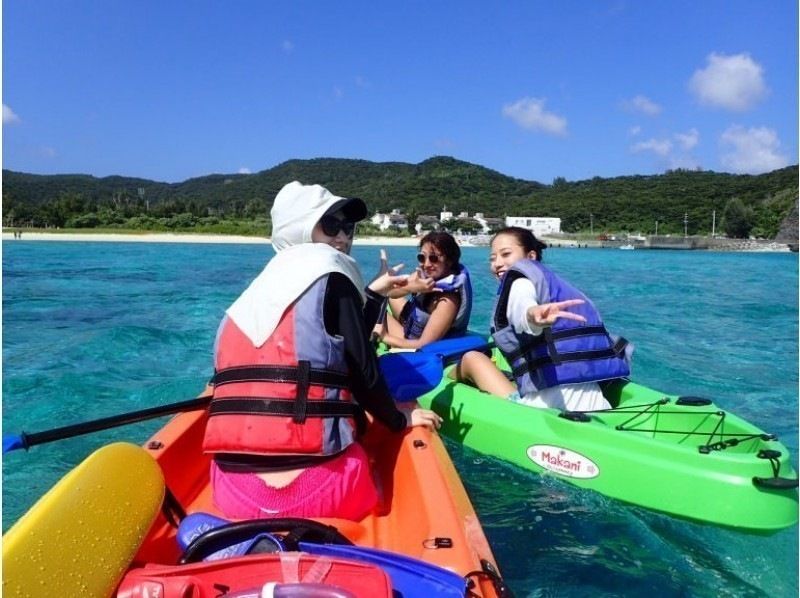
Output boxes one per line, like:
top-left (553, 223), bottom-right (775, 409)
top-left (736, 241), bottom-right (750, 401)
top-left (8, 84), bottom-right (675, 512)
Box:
top-left (319, 215), bottom-right (356, 238)
top-left (417, 252), bottom-right (442, 264)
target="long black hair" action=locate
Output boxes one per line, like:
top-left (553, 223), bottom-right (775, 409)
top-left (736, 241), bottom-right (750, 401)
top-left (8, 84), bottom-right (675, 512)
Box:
top-left (490, 226), bottom-right (547, 261)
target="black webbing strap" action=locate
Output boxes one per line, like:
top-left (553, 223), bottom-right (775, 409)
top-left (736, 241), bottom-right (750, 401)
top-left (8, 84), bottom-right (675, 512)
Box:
top-left (208, 397), bottom-right (362, 419)
top-left (161, 486), bottom-right (187, 529)
top-left (211, 364), bottom-right (349, 388)
top-left (505, 325), bottom-right (609, 362)
top-left (293, 360), bottom-right (310, 424)
top-left (512, 343), bottom-right (629, 378)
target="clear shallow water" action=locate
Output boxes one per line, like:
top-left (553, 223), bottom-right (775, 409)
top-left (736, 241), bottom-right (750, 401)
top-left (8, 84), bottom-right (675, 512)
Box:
top-left (2, 241), bottom-right (798, 597)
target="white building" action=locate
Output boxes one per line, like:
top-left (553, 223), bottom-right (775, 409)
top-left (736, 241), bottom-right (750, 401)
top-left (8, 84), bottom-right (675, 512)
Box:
top-left (505, 216), bottom-right (561, 235)
top-left (371, 209), bottom-right (408, 232)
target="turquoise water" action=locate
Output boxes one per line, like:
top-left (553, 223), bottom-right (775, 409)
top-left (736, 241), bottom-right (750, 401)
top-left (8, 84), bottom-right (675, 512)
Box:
top-left (2, 240), bottom-right (798, 597)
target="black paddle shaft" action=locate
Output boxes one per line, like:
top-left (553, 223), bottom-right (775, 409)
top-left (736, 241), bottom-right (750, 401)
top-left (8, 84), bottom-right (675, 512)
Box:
top-left (18, 395), bottom-right (212, 450)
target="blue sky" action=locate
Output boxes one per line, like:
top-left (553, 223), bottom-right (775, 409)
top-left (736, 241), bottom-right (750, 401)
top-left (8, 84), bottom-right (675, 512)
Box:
top-left (2, 1), bottom-right (797, 184)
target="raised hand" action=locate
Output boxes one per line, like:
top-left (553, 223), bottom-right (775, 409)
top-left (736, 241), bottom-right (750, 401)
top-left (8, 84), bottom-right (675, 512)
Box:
top-left (526, 299), bottom-right (586, 327)
top-left (368, 249), bottom-right (408, 296)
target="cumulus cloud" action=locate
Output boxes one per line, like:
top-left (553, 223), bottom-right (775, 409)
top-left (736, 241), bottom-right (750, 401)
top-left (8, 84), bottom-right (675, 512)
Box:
top-left (631, 138), bottom-right (673, 157)
top-left (674, 128), bottom-right (699, 150)
top-left (689, 52), bottom-right (767, 111)
top-left (281, 40), bottom-right (294, 53)
top-left (623, 95), bottom-right (662, 116)
top-left (502, 97), bottom-right (567, 136)
top-left (3, 104), bottom-right (21, 124)
top-left (719, 125), bottom-right (789, 174)
top-left (238, 167), bottom-right (251, 174)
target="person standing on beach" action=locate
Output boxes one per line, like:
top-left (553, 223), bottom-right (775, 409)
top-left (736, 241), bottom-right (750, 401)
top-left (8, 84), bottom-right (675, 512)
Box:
top-left (203, 181), bottom-right (442, 520)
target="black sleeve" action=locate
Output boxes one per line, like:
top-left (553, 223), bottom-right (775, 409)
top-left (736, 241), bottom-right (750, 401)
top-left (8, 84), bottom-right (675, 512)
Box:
top-left (324, 273), bottom-right (407, 433)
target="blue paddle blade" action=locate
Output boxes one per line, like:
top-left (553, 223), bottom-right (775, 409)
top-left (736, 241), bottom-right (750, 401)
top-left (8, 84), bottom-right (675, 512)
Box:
top-left (379, 352), bottom-right (444, 402)
top-left (3, 434), bottom-right (25, 454)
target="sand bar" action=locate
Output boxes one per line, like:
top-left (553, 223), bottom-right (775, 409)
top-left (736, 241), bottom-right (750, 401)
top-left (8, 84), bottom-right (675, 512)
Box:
top-left (2, 231), bottom-right (420, 246)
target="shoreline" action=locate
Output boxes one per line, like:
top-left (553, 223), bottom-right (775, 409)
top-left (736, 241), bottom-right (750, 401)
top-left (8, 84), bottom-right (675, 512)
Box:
top-left (0, 231), bottom-right (421, 246)
top-left (1, 231), bottom-right (794, 252)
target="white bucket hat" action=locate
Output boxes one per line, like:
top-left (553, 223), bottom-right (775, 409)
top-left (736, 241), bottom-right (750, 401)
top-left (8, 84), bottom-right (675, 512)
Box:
top-left (270, 181), bottom-right (367, 251)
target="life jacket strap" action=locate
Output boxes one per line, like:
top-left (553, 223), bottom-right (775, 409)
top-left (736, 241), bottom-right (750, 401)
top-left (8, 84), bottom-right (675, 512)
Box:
top-left (211, 364), bottom-right (350, 388)
top-left (511, 336), bottom-right (630, 378)
top-left (294, 360), bottom-right (310, 424)
top-left (208, 397), bottom-right (362, 419)
top-left (506, 325), bottom-right (609, 361)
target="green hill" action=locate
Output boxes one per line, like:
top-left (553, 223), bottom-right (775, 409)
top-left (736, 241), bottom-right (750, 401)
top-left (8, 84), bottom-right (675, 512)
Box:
top-left (2, 156), bottom-right (797, 239)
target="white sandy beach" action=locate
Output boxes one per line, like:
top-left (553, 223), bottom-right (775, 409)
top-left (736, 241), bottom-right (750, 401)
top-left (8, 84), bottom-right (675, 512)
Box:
top-left (1, 231), bottom-right (421, 246)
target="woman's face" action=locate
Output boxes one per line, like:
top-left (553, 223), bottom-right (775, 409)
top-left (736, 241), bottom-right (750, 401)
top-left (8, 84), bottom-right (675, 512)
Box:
top-left (311, 210), bottom-right (354, 254)
top-left (489, 233), bottom-right (536, 279)
top-left (417, 242), bottom-right (451, 280)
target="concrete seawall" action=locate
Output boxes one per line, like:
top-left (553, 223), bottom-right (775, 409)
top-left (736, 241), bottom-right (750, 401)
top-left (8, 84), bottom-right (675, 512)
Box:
top-left (543, 235), bottom-right (795, 252)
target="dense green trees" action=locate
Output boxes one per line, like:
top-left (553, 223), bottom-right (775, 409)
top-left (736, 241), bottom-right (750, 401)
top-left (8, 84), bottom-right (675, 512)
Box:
top-left (722, 198), bottom-right (755, 238)
top-left (2, 157), bottom-right (797, 239)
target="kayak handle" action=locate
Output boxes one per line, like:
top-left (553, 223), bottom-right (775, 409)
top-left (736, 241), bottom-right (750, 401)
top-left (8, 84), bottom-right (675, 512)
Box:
top-left (752, 476), bottom-right (799, 490)
top-left (180, 518), bottom-right (352, 563)
top-left (675, 396), bottom-right (712, 406)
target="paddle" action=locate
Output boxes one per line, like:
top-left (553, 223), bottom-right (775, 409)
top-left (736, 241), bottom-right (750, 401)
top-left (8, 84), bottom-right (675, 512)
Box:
top-left (2, 394), bottom-right (212, 454)
top-left (5, 334), bottom-right (493, 452)
top-left (380, 334), bottom-right (494, 402)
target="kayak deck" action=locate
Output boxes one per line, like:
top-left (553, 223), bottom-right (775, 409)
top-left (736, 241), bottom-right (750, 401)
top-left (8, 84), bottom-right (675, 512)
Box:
top-left (416, 353), bottom-right (798, 533)
top-left (133, 408), bottom-right (504, 595)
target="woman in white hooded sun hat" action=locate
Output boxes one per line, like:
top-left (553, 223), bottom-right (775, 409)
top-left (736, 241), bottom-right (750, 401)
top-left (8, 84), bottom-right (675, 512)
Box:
top-left (203, 181), bottom-right (442, 520)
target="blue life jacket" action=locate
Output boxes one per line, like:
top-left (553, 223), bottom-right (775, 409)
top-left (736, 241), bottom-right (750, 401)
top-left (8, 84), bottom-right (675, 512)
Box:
top-left (401, 265), bottom-right (472, 340)
top-left (491, 259), bottom-right (631, 394)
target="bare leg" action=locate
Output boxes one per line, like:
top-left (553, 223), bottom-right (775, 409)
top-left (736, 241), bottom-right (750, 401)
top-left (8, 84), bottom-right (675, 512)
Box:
top-left (449, 351), bottom-right (516, 397)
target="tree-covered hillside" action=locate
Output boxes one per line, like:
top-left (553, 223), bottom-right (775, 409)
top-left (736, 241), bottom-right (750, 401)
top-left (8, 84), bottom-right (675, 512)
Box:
top-left (2, 156), bottom-right (797, 238)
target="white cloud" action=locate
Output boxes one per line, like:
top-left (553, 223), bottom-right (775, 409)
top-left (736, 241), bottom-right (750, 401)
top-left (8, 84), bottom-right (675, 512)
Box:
top-left (689, 52), bottom-right (767, 111)
top-left (719, 125), bottom-right (789, 174)
top-left (624, 95), bottom-right (661, 116)
top-left (39, 146), bottom-right (56, 158)
top-left (674, 128), bottom-right (699, 150)
top-left (3, 104), bottom-right (21, 124)
top-left (281, 40), bottom-right (294, 53)
top-left (629, 125), bottom-right (641, 136)
top-left (238, 167), bottom-right (251, 174)
top-left (631, 138), bottom-right (673, 157)
top-left (333, 86), bottom-right (344, 100)
top-left (502, 97), bottom-right (567, 136)
top-left (355, 76), bottom-right (370, 88)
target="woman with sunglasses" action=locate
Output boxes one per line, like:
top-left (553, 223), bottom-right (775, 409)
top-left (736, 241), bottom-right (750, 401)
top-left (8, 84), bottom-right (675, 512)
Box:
top-left (376, 231), bottom-right (473, 349)
top-left (204, 181), bottom-right (442, 521)
top-left (450, 226), bottom-right (632, 412)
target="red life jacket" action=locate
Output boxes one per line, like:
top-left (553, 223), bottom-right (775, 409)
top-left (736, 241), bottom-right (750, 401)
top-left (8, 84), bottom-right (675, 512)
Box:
top-left (203, 276), bottom-right (361, 458)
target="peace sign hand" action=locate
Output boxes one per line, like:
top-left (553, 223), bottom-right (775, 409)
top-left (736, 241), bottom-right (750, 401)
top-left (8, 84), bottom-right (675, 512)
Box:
top-left (526, 299), bottom-right (586, 327)
top-left (367, 249), bottom-right (409, 297)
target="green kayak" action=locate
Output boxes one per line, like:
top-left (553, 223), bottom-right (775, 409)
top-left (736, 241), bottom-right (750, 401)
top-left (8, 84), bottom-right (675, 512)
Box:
top-left (409, 344), bottom-right (798, 533)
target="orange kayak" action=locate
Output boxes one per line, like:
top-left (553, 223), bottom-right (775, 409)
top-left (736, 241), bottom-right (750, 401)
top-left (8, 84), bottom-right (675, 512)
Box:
top-left (129, 406), bottom-right (508, 596)
top-left (4, 405), bottom-right (509, 597)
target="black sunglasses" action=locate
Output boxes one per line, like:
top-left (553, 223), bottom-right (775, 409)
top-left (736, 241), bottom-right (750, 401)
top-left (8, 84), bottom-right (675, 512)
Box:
top-left (320, 215), bottom-right (356, 238)
top-left (417, 252), bottom-right (443, 265)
